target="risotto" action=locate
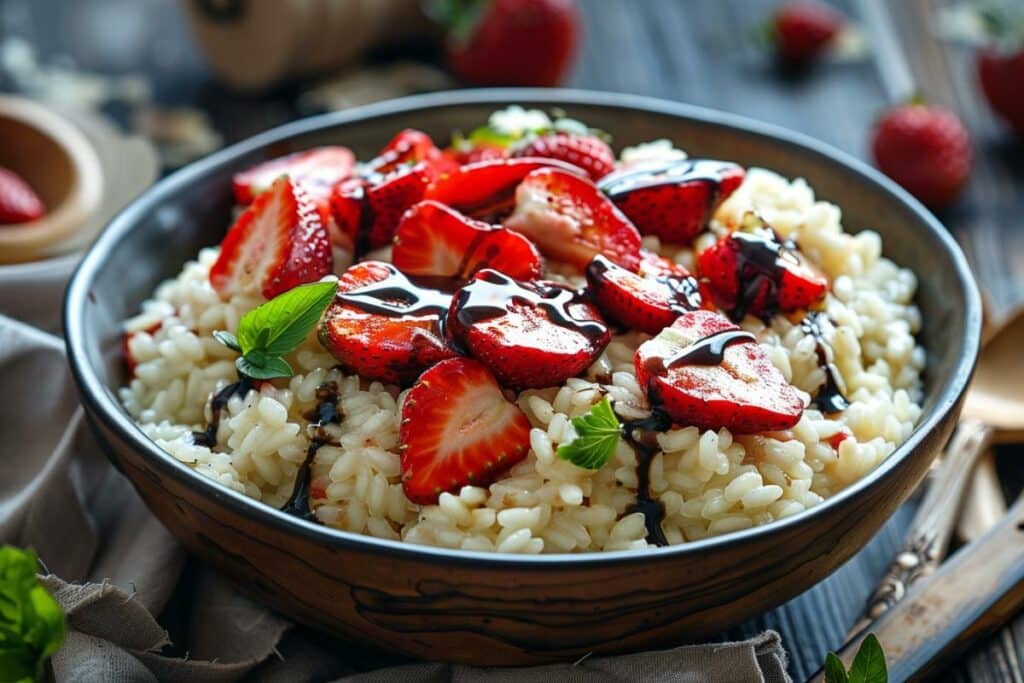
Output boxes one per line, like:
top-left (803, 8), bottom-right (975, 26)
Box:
top-left (120, 107), bottom-right (923, 554)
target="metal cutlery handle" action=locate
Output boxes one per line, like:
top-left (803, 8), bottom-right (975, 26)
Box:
top-left (845, 418), bottom-right (993, 640)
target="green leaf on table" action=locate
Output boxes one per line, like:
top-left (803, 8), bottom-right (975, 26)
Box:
top-left (214, 279), bottom-right (336, 381)
top-left (0, 546), bottom-right (65, 683)
top-left (556, 397), bottom-right (621, 470)
top-left (824, 653), bottom-right (850, 683)
top-left (824, 634), bottom-right (887, 683)
top-left (848, 634), bottom-right (887, 683)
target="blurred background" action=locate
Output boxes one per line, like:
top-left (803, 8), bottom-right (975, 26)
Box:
top-left (1, 0), bottom-right (1022, 680)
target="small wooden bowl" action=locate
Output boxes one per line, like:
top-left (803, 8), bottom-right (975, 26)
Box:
top-left (0, 96), bottom-right (103, 264)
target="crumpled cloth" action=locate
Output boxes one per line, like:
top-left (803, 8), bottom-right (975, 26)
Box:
top-left (0, 302), bottom-right (793, 681)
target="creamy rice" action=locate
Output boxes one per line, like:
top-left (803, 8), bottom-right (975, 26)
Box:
top-left (120, 166), bottom-right (924, 554)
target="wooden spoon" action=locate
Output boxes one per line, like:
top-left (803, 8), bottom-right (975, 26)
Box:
top-left (843, 307), bottom-right (1024, 638)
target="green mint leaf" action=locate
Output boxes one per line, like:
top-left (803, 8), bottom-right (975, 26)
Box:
top-left (0, 546), bottom-right (65, 683)
top-left (236, 280), bottom-right (336, 357)
top-left (212, 330), bottom-right (241, 352)
top-left (467, 125), bottom-right (517, 147)
top-left (824, 653), bottom-right (850, 683)
top-left (236, 354), bottom-right (293, 381)
top-left (557, 397), bottom-right (621, 470)
top-left (848, 634), bottom-right (887, 683)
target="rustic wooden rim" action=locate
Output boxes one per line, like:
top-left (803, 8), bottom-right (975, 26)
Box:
top-left (64, 88), bottom-right (982, 568)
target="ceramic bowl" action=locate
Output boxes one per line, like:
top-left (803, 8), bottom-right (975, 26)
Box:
top-left (65, 89), bottom-right (981, 665)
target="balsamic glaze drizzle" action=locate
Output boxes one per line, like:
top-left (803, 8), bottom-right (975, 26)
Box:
top-left (335, 264), bottom-right (452, 319)
top-left (800, 311), bottom-right (850, 414)
top-left (191, 376), bottom-right (253, 447)
top-left (452, 269), bottom-right (608, 341)
top-left (620, 408), bottom-right (673, 546)
top-left (726, 228), bottom-right (802, 323)
top-left (660, 329), bottom-right (756, 371)
top-left (598, 158), bottom-right (738, 200)
top-left (587, 255), bottom-right (703, 314)
top-left (281, 381), bottom-right (343, 520)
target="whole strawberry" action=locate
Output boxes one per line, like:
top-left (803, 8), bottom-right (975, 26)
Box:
top-left (871, 104), bottom-right (972, 208)
top-left (974, 7), bottom-right (1024, 136)
top-left (770, 1), bottom-right (843, 69)
top-left (441, 0), bottom-right (580, 87)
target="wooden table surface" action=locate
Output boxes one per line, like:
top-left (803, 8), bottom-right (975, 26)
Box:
top-left (2, 0), bottom-right (1022, 680)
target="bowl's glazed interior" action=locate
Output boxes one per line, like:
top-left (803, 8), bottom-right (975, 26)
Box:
top-left (65, 90), bottom-right (980, 664)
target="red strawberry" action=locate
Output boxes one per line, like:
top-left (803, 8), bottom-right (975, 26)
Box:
top-left (443, 0), bottom-right (579, 87)
top-left (978, 47), bottom-right (1024, 136)
top-left (513, 132), bottom-right (615, 181)
top-left (393, 200), bottom-right (542, 282)
top-left (329, 177), bottom-right (366, 254)
top-left (210, 177), bottom-right (332, 300)
top-left (770, 1), bottom-right (843, 69)
top-left (318, 261), bottom-right (456, 385)
top-left (368, 129), bottom-right (445, 175)
top-left (697, 214), bottom-right (828, 321)
top-left (598, 159), bottom-right (745, 244)
top-left (0, 167), bottom-right (45, 225)
top-left (423, 156), bottom-right (584, 220)
top-left (585, 254), bottom-right (702, 334)
top-left (445, 140), bottom-right (508, 165)
top-left (504, 167), bottom-right (642, 271)
top-left (232, 146), bottom-right (355, 206)
top-left (446, 269), bottom-right (611, 389)
top-left (399, 357), bottom-right (532, 504)
top-left (871, 103), bottom-right (972, 208)
top-left (634, 310), bottom-right (804, 433)
top-left (364, 167), bottom-right (434, 248)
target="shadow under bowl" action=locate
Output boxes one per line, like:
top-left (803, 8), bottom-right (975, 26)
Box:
top-left (64, 89), bottom-right (981, 665)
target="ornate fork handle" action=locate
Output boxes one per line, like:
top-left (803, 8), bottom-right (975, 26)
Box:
top-left (846, 418), bottom-right (994, 639)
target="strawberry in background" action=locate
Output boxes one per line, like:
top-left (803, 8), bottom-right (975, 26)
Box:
top-left (0, 167), bottom-right (46, 225)
top-left (765, 0), bottom-right (844, 70)
top-left (975, 8), bottom-right (1024, 136)
top-left (871, 102), bottom-right (972, 209)
top-left (433, 0), bottom-right (580, 87)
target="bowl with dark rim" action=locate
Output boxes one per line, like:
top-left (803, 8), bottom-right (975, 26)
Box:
top-left (64, 89), bottom-right (981, 665)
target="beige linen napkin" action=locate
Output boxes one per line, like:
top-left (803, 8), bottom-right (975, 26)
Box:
top-left (0, 311), bottom-right (791, 682)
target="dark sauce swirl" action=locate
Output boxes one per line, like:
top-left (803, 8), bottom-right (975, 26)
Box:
top-left (587, 254), bottom-right (703, 315)
top-left (599, 158), bottom-right (738, 201)
top-left (800, 311), bottom-right (849, 414)
top-left (452, 269), bottom-right (608, 341)
top-left (335, 264), bottom-right (451, 319)
top-left (726, 228), bottom-right (802, 323)
top-left (191, 376), bottom-right (253, 447)
top-left (649, 329), bottom-right (757, 375)
top-left (281, 381), bottom-right (343, 520)
top-left (620, 407), bottom-right (673, 547)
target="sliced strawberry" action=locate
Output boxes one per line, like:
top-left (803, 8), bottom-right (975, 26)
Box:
top-left (445, 141), bottom-right (508, 165)
top-left (697, 213), bottom-right (828, 321)
top-left (400, 357), bottom-right (531, 504)
top-left (210, 177), bottom-right (332, 300)
top-left (598, 159), bottom-right (745, 244)
top-left (368, 129), bottom-right (444, 175)
top-left (446, 269), bottom-right (611, 389)
top-left (637, 250), bottom-right (717, 311)
top-left (423, 157), bottom-right (584, 221)
top-left (232, 146), bottom-right (355, 206)
top-left (0, 167), bottom-right (45, 224)
top-left (364, 166), bottom-right (433, 248)
top-left (634, 310), bottom-right (804, 433)
top-left (513, 132), bottom-right (615, 181)
top-left (393, 200), bottom-right (542, 282)
top-left (585, 254), bottom-right (702, 334)
top-left (318, 261), bottom-right (456, 385)
top-left (329, 177), bottom-right (366, 256)
top-left (504, 168), bottom-right (642, 271)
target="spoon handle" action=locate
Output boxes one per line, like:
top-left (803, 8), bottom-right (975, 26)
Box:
top-left (814, 493), bottom-right (1024, 681)
top-left (845, 417), bottom-right (993, 640)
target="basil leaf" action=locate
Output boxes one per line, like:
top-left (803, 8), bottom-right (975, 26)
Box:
top-left (236, 280), bottom-right (336, 357)
top-left (236, 354), bottom-right (294, 380)
top-left (824, 653), bottom-right (850, 683)
top-left (467, 125), bottom-right (518, 147)
top-left (0, 546), bottom-right (65, 683)
top-left (848, 634), bottom-right (887, 683)
top-left (212, 330), bottom-right (241, 352)
top-left (556, 398), bottom-right (621, 470)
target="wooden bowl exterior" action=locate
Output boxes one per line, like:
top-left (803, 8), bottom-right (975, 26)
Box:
top-left (67, 90), bottom-right (981, 665)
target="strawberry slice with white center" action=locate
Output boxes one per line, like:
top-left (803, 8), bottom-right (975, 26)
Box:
top-left (585, 254), bottom-right (703, 334)
top-left (232, 146), bottom-right (355, 206)
top-left (512, 132), bottom-right (616, 181)
top-left (635, 310), bottom-right (804, 433)
top-left (400, 357), bottom-right (532, 504)
top-left (504, 167), bottom-right (642, 271)
top-left (393, 200), bottom-right (542, 282)
top-left (210, 176), bottom-right (332, 300)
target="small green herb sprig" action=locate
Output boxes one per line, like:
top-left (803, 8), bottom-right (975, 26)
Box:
top-left (214, 280), bottom-right (336, 380)
top-left (0, 546), bottom-right (66, 683)
top-left (824, 633), bottom-right (887, 683)
top-left (556, 397), bottom-right (621, 470)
